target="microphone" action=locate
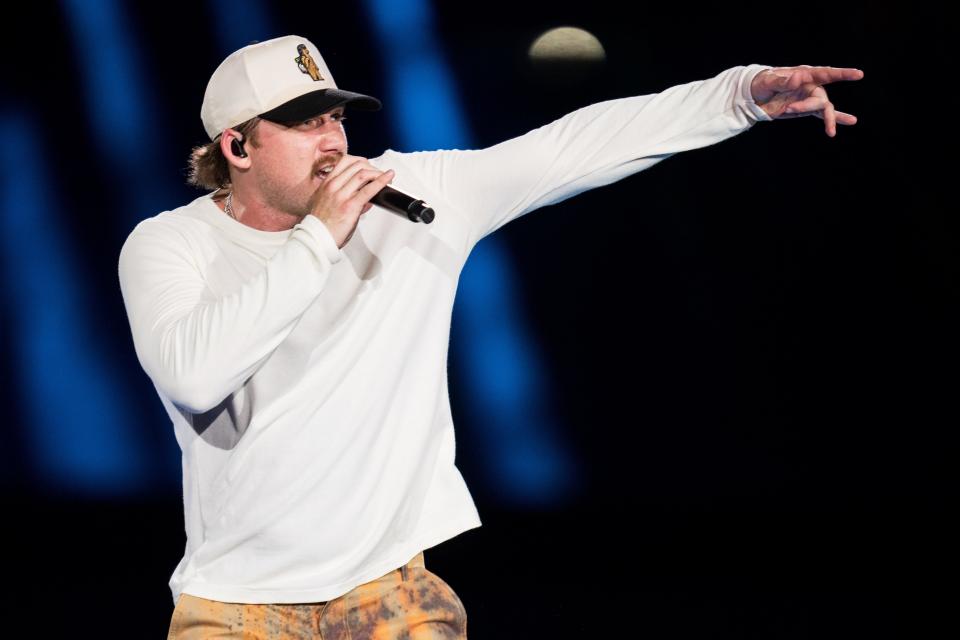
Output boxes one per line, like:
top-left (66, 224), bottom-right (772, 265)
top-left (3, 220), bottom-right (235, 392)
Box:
top-left (370, 183), bottom-right (435, 224)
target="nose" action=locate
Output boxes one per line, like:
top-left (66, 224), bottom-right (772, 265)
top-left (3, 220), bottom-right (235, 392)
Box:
top-left (321, 127), bottom-right (347, 156)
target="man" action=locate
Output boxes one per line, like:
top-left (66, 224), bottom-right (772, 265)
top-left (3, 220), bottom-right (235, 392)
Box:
top-left (117, 34), bottom-right (862, 639)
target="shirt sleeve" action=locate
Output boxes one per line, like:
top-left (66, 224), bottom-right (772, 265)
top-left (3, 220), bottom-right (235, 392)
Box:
top-left (398, 63), bottom-right (773, 246)
top-left (117, 214), bottom-right (343, 414)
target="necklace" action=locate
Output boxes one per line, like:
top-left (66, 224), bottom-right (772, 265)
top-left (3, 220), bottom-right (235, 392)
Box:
top-left (224, 191), bottom-right (237, 220)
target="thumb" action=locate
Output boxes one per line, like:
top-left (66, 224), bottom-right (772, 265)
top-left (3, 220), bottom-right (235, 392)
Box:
top-left (780, 69), bottom-right (804, 91)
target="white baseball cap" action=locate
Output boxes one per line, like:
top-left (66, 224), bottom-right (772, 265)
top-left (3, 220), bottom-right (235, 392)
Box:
top-left (200, 35), bottom-right (382, 141)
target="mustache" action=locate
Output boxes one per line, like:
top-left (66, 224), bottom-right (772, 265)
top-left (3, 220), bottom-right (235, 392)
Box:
top-left (313, 154), bottom-right (343, 173)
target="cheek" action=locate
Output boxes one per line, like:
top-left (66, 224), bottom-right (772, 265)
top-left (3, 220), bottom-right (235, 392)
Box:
top-left (259, 149), bottom-right (309, 180)
top-left (289, 146), bottom-right (317, 172)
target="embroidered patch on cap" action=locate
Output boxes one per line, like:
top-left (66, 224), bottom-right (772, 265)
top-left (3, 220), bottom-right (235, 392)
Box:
top-left (296, 44), bottom-right (324, 81)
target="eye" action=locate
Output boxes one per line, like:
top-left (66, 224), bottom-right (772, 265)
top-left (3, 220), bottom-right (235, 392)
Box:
top-left (299, 113), bottom-right (346, 128)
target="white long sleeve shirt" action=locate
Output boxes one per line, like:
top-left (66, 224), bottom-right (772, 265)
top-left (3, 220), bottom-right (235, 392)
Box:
top-left (118, 63), bottom-right (773, 606)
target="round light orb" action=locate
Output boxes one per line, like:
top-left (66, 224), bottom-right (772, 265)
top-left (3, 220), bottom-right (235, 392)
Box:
top-left (528, 26), bottom-right (606, 63)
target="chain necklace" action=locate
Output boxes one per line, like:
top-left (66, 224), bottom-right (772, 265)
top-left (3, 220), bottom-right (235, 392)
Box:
top-left (224, 191), bottom-right (237, 220)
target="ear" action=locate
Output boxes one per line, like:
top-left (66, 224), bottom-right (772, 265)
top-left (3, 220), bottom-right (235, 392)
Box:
top-left (220, 130), bottom-right (251, 167)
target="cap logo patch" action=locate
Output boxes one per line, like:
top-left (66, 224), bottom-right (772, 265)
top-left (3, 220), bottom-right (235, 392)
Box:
top-left (295, 44), bottom-right (324, 81)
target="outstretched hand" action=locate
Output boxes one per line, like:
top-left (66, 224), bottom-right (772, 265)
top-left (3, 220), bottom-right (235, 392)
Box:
top-left (751, 65), bottom-right (864, 137)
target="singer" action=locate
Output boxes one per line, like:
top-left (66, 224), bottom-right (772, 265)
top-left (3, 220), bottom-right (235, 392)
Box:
top-left (117, 34), bottom-right (862, 639)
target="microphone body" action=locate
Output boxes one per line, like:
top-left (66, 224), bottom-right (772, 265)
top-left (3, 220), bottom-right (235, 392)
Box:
top-left (371, 184), bottom-right (435, 224)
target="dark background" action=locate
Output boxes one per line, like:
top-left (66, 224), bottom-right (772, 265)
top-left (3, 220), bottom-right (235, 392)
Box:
top-left (2, 1), bottom-right (953, 637)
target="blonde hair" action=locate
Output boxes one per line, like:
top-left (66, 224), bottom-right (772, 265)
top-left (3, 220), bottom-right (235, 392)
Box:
top-left (185, 117), bottom-right (263, 191)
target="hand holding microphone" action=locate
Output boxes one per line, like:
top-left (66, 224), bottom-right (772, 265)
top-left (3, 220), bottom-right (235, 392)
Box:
top-left (308, 155), bottom-right (433, 249)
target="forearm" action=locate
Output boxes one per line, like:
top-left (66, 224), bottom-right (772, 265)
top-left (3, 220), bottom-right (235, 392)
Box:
top-left (394, 64), bottom-right (774, 245)
top-left (118, 214), bottom-right (342, 413)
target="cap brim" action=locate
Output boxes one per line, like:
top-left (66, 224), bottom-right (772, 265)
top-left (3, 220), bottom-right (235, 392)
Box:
top-left (259, 88), bottom-right (382, 123)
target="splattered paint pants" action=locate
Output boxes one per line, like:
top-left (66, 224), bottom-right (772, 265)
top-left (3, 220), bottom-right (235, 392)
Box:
top-left (166, 551), bottom-right (468, 639)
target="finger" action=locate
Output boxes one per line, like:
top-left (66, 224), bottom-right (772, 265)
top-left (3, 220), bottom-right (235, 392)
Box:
top-left (836, 111), bottom-right (858, 125)
top-left (326, 155), bottom-right (365, 181)
top-left (346, 168), bottom-right (391, 194)
top-left (785, 94), bottom-right (827, 114)
top-left (812, 110), bottom-right (858, 126)
top-left (351, 169), bottom-right (395, 204)
top-left (326, 159), bottom-right (373, 190)
top-left (805, 66), bottom-right (865, 86)
top-left (824, 99), bottom-right (836, 137)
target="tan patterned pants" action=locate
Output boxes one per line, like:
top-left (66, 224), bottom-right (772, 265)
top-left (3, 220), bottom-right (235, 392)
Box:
top-left (166, 551), bottom-right (468, 639)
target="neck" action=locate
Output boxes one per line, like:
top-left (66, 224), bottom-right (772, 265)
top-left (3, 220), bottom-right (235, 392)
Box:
top-left (217, 188), bottom-right (304, 232)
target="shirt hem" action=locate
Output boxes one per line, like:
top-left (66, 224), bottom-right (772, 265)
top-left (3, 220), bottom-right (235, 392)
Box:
top-left (174, 514), bottom-right (482, 605)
